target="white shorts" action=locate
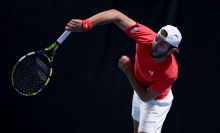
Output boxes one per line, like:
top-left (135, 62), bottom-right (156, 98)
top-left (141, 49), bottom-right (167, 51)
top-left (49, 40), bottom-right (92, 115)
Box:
top-left (132, 89), bottom-right (173, 133)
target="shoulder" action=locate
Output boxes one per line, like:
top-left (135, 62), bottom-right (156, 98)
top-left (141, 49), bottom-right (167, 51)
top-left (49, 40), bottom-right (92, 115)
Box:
top-left (125, 23), bottom-right (156, 35)
top-left (125, 22), bottom-right (157, 44)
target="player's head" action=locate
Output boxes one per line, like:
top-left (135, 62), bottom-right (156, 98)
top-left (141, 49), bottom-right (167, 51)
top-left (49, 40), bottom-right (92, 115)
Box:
top-left (151, 25), bottom-right (182, 59)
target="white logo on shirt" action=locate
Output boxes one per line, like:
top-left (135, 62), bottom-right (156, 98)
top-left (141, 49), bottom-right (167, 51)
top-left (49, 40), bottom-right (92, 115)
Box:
top-left (130, 27), bottom-right (139, 34)
top-left (85, 24), bottom-right (88, 28)
top-left (149, 71), bottom-right (154, 76)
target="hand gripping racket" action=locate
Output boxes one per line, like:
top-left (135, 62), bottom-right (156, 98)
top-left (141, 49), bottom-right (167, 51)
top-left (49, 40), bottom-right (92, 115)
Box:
top-left (11, 31), bottom-right (71, 96)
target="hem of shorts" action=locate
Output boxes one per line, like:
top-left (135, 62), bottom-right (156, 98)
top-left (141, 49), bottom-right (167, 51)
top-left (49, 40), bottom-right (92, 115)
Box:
top-left (132, 115), bottom-right (139, 122)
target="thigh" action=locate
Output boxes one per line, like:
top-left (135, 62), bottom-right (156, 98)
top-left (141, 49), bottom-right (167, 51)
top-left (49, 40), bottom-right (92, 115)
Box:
top-left (133, 118), bottom-right (139, 133)
top-left (138, 90), bottom-right (173, 133)
top-left (132, 91), bottom-right (140, 122)
top-left (138, 100), bottom-right (159, 133)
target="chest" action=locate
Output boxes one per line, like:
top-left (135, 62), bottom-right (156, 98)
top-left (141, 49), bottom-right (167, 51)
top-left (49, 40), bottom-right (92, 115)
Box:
top-left (134, 46), bottom-right (169, 83)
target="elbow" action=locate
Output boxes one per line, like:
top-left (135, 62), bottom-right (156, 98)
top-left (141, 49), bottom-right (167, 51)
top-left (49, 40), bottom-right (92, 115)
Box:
top-left (140, 96), bottom-right (152, 103)
top-left (109, 9), bottom-right (121, 22)
top-left (141, 98), bottom-right (150, 103)
top-left (109, 9), bottom-right (120, 13)
top-left (139, 97), bottom-right (150, 103)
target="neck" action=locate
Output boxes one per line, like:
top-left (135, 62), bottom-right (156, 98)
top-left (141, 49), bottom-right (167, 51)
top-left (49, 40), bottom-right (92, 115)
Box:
top-left (152, 55), bottom-right (169, 62)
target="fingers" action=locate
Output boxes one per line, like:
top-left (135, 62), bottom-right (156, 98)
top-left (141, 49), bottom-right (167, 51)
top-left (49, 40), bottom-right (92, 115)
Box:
top-left (118, 55), bottom-right (131, 70)
top-left (65, 21), bottom-right (73, 30)
top-left (121, 55), bottom-right (128, 59)
top-left (121, 55), bottom-right (127, 58)
top-left (67, 20), bottom-right (77, 27)
top-left (71, 19), bottom-right (80, 22)
top-left (69, 19), bottom-right (82, 26)
top-left (65, 26), bottom-right (71, 30)
top-left (120, 55), bottom-right (130, 62)
top-left (118, 59), bottom-right (122, 66)
top-left (65, 19), bottom-right (83, 32)
top-left (69, 19), bottom-right (78, 24)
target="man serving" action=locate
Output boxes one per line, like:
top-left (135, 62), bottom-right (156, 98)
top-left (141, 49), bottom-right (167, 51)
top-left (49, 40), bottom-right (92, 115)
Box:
top-left (65, 9), bottom-right (182, 133)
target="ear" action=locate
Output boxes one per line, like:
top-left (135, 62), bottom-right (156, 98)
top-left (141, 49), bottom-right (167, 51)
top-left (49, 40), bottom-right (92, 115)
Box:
top-left (174, 48), bottom-right (179, 53)
top-left (168, 48), bottom-right (179, 54)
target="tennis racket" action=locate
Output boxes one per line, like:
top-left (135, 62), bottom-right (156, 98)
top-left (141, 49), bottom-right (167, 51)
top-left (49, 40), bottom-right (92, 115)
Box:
top-left (11, 30), bottom-right (71, 96)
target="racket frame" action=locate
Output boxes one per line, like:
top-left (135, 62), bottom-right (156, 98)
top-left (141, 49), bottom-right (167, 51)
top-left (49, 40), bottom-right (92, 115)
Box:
top-left (11, 30), bottom-right (70, 96)
top-left (11, 51), bottom-right (53, 96)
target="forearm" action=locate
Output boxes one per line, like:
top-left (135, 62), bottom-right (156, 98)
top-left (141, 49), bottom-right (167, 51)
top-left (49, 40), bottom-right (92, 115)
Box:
top-left (89, 9), bottom-right (119, 27)
top-left (66, 9), bottom-right (135, 32)
top-left (118, 57), bottom-right (160, 102)
top-left (124, 68), bottom-right (148, 102)
top-left (89, 9), bottom-right (136, 31)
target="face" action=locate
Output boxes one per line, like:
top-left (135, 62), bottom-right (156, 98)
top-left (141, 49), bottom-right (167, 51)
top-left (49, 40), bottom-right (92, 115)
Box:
top-left (150, 35), bottom-right (172, 58)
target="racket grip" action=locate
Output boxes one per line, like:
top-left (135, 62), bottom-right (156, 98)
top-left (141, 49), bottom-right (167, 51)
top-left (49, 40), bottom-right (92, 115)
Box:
top-left (57, 30), bottom-right (71, 44)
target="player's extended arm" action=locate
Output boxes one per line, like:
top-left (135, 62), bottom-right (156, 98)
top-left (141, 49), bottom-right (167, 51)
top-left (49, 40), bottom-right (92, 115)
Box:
top-left (65, 9), bottom-right (136, 32)
top-left (118, 56), bottom-right (160, 102)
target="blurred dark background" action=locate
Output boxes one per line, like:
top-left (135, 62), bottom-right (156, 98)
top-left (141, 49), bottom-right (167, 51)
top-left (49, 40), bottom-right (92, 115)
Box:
top-left (1, 0), bottom-right (219, 132)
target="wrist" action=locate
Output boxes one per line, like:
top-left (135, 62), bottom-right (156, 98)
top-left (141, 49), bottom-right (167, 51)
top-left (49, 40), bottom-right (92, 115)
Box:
top-left (82, 19), bottom-right (92, 32)
top-left (123, 65), bottom-right (132, 72)
top-left (124, 66), bottom-right (134, 79)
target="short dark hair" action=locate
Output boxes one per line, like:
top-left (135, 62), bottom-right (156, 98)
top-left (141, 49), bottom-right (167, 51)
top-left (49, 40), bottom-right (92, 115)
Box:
top-left (161, 29), bottom-right (168, 37)
top-left (162, 29), bottom-right (178, 50)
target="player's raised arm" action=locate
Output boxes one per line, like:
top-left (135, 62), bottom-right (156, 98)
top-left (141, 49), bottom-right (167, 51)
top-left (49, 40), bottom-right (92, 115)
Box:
top-left (65, 9), bottom-right (136, 32)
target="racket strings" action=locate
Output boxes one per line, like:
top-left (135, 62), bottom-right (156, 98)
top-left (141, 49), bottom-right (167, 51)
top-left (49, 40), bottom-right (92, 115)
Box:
top-left (12, 54), bottom-right (51, 95)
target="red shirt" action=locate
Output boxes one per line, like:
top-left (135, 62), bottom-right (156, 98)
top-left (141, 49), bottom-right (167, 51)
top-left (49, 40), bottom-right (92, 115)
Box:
top-left (125, 23), bottom-right (178, 99)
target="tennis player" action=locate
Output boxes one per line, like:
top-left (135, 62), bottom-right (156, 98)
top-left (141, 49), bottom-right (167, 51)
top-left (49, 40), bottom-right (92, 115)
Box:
top-left (65, 9), bottom-right (182, 133)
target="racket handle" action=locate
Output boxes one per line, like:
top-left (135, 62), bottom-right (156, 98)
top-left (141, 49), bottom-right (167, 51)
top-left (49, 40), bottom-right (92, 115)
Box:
top-left (57, 30), bottom-right (71, 44)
